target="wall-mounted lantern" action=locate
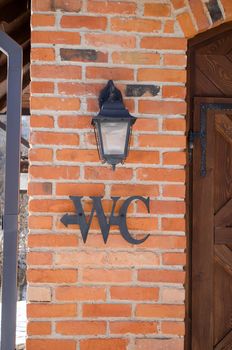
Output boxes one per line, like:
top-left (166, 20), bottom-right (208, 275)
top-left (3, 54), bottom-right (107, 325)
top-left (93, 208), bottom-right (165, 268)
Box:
top-left (92, 80), bottom-right (136, 170)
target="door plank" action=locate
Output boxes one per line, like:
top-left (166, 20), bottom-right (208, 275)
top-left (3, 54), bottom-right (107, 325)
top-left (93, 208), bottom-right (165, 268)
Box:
top-left (195, 55), bottom-right (232, 95)
top-left (192, 100), bottom-right (214, 350)
top-left (215, 114), bottom-right (232, 145)
top-left (215, 246), bottom-right (232, 274)
top-left (214, 329), bottom-right (232, 350)
top-left (215, 228), bottom-right (232, 244)
top-left (215, 198), bottom-right (232, 226)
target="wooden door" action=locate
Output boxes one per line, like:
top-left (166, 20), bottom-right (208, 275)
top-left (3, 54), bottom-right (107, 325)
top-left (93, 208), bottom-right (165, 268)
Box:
top-left (192, 97), bottom-right (232, 349)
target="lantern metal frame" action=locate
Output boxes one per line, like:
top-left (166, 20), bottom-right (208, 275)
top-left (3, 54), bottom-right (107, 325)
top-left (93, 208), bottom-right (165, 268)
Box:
top-left (92, 80), bottom-right (136, 169)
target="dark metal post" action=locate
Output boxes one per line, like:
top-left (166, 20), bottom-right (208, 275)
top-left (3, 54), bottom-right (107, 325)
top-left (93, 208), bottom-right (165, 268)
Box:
top-left (0, 31), bottom-right (22, 350)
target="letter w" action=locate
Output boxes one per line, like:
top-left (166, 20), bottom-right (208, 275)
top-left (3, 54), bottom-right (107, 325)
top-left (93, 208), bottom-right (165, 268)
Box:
top-left (63, 196), bottom-right (120, 243)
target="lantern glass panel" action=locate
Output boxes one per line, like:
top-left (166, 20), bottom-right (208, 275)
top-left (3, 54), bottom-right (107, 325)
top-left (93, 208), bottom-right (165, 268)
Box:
top-left (100, 121), bottom-right (129, 155)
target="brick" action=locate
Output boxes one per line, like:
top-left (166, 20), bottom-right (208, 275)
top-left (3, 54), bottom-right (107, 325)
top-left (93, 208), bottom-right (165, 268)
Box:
top-left (31, 48), bottom-right (55, 62)
top-left (32, 31), bottom-right (81, 44)
top-left (29, 199), bottom-right (74, 212)
top-left (161, 321), bottom-right (185, 335)
top-left (163, 252), bottom-right (186, 265)
top-left (111, 18), bottom-right (161, 33)
top-left (83, 303), bottom-right (131, 317)
top-left (171, 0), bottom-right (186, 9)
top-left (136, 304), bottom-right (185, 318)
top-left (56, 321), bottom-right (106, 335)
top-left (56, 183), bottom-right (104, 196)
top-left (32, 0), bottom-right (82, 11)
top-left (84, 167), bottom-right (133, 181)
top-left (221, 0), bottom-right (232, 18)
top-left (84, 131), bottom-right (97, 144)
top-left (126, 84), bottom-right (159, 98)
top-left (86, 67), bottom-right (134, 81)
top-left (60, 48), bottom-right (108, 63)
top-left (31, 97), bottom-right (80, 111)
top-left (27, 269), bottom-right (78, 283)
top-left (110, 321), bottom-right (157, 334)
top-left (164, 20), bottom-right (175, 33)
top-left (28, 216), bottom-right (52, 229)
top-left (31, 81), bottom-right (55, 94)
top-left (137, 200), bottom-right (185, 215)
top-left (31, 64), bottom-right (81, 79)
top-left (55, 251), bottom-right (107, 267)
top-left (30, 116), bottom-right (54, 128)
top-left (26, 339), bottom-right (76, 350)
top-left (127, 151), bottom-right (159, 164)
top-left (107, 252), bottom-right (159, 267)
top-left (189, 0), bottom-right (209, 31)
top-left (28, 234), bottom-right (78, 248)
top-left (177, 11), bottom-right (196, 37)
top-left (58, 84), bottom-right (102, 96)
top-left (61, 15), bottom-right (107, 30)
top-left (29, 148), bottom-right (53, 162)
top-left (31, 14), bottom-right (55, 27)
top-left (126, 217), bottom-right (158, 231)
top-left (55, 286), bottom-right (106, 301)
top-left (30, 132), bottom-right (79, 146)
top-left (87, 1), bottom-right (136, 14)
top-left (58, 115), bottom-right (92, 128)
top-left (135, 338), bottom-right (184, 350)
top-left (112, 52), bottom-right (160, 65)
top-left (27, 303), bottom-right (77, 318)
top-left (163, 184), bottom-right (186, 198)
top-left (82, 269), bottom-right (132, 284)
top-left (85, 33), bottom-right (136, 49)
top-left (138, 68), bottom-right (186, 83)
top-left (136, 168), bottom-right (185, 182)
top-left (110, 286), bottom-right (159, 301)
top-left (144, 3), bottom-right (171, 17)
top-left (56, 149), bottom-right (99, 162)
top-left (141, 37), bottom-right (187, 50)
top-left (27, 286), bottom-right (52, 302)
top-left (138, 269), bottom-right (185, 283)
top-left (163, 151), bottom-right (186, 165)
top-left (28, 182), bottom-right (52, 195)
top-left (27, 322), bottom-right (51, 335)
top-left (162, 287), bottom-right (185, 304)
top-left (163, 54), bottom-right (186, 66)
top-left (163, 118), bottom-right (186, 131)
top-left (30, 165), bottom-right (80, 180)
top-left (205, 2), bottom-right (223, 23)
top-left (111, 184), bottom-right (159, 197)
top-left (138, 100), bottom-right (186, 115)
top-left (140, 235), bottom-right (186, 249)
top-left (162, 85), bottom-right (186, 99)
top-left (139, 119), bottom-right (160, 132)
top-left (27, 252), bottom-right (53, 265)
top-left (162, 217), bottom-right (185, 231)
top-left (138, 135), bottom-right (186, 148)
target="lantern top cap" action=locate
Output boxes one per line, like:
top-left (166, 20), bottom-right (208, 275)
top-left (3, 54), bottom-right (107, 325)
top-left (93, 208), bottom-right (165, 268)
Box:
top-left (99, 80), bottom-right (123, 108)
top-left (92, 80), bottom-right (136, 124)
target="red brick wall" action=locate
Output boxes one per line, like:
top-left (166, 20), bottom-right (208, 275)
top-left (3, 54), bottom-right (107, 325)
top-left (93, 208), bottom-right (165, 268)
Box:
top-left (28, 1), bottom-right (232, 349)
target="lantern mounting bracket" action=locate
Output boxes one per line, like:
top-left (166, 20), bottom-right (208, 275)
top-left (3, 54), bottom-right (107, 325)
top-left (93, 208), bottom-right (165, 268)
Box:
top-left (99, 80), bottom-right (123, 108)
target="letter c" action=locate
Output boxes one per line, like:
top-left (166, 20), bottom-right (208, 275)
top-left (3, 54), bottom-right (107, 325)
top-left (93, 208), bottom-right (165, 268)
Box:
top-left (119, 196), bottom-right (150, 245)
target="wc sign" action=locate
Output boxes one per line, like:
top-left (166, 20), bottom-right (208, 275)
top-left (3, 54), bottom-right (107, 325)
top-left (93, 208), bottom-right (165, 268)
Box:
top-left (61, 196), bottom-right (150, 245)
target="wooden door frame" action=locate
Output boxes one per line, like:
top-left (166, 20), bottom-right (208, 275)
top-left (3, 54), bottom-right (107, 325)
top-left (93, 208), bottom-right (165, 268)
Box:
top-left (186, 22), bottom-right (232, 350)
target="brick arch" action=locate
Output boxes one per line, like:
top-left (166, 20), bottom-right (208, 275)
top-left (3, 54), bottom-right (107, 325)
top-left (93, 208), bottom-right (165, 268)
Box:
top-left (171, 0), bottom-right (232, 38)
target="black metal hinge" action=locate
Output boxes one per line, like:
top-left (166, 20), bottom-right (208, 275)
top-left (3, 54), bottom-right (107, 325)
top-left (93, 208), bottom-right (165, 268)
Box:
top-left (188, 129), bottom-right (207, 177)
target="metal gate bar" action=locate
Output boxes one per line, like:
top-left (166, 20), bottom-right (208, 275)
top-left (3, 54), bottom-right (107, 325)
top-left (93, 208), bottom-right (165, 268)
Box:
top-left (0, 31), bottom-right (22, 350)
